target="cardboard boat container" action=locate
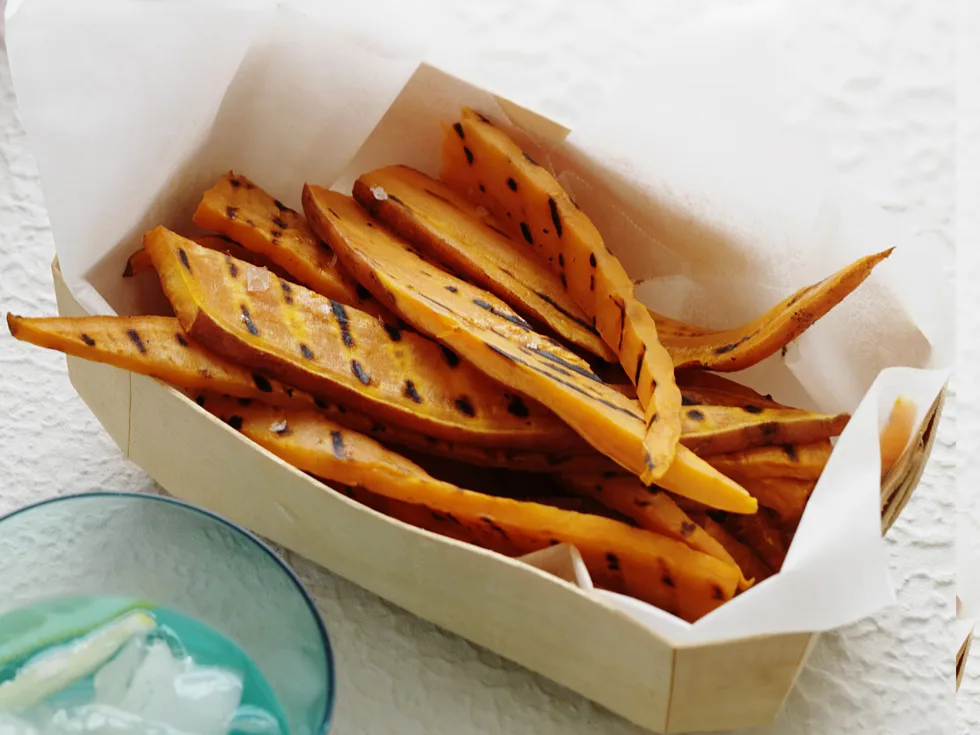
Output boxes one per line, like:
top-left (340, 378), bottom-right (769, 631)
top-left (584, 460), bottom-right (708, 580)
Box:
top-left (43, 63), bottom-right (948, 733)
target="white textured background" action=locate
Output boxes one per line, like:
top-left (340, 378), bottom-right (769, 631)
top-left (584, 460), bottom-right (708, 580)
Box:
top-left (957, 0), bottom-right (980, 733)
top-left (0, 1), bottom-right (957, 733)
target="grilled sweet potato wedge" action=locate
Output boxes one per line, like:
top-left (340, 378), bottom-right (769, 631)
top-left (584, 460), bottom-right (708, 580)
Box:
top-left (124, 235), bottom-right (292, 281)
top-left (353, 165), bottom-right (615, 362)
top-left (440, 108), bottom-right (681, 484)
top-left (651, 249), bottom-right (893, 371)
top-left (722, 510), bottom-right (789, 573)
top-left (191, 172), bottom-right (393, 321)
top-left (681, 405), bottom-right (849, 456)
top-left (5, 314), bottom-right (311, 409)
top-left (559, 473), bottom-right (748, 588)
top-left (675, 369), bottom-right (785, 409)
top-left (201, 394), bottom-right (740, 622)
top-left (705, 441), bottom-right (832, 482)
top-left (303, 187), bottom-right (756, 512)
top-left (694, 516), bottom-right (773, 585)
top-left (143, 226), bottom-right (585, 452)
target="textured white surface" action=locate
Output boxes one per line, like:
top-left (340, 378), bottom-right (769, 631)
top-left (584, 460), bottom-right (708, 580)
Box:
top-left (0, 2), bottom-right (955, 733)
top-left (957, 0), bottom-right (980, 732)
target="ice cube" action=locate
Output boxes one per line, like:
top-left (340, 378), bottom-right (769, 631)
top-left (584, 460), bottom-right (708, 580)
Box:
top-left (91, 638), bottom-right (144, 705)
top-left (94, 640), bottom-right (242, 735)
top-left (0, 713), bottom-right (39, 735)
top-left (40, 704), bottom-right (194, 734)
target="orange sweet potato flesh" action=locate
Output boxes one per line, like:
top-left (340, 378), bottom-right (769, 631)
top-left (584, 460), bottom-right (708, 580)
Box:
top-left (681, 404), bottom-right (849, 456)
top-left (694, 516), bottom-right (773, 585)
top-left (676, 369), bottom-right (785, 409)
top-left (352, 165), bottom-right (616, 362)
top-left (144, 227), bottom-right (585, 452)
top-left (302, 187), bottom-right (756, 513)
top-left (440, 109), bottom-right (681, 484)
top-left (651, 249), bottom-right (893, 371)
top-left (200, 393), bottom-right (739, 621)
top-left (191, 172), bottom-right (395, 322)
top-left (560, 473), bottom-right (749, 588)
top-left (5, 314), bottom-right (312, 408)
top-left (723, 510), bottom-right (788, 573)
top-left (880, 396), bottom-right (916, 479)
top-left (705, 441), bottom-right (832, 482)
top-left (5, 313), bottom-right (619, 472)
top-left (340, 486), bottom-right (729, 618)
top-left (124, 235), bottom-right (293, 280)
top-left (731, 476), bottom-right (815, 526)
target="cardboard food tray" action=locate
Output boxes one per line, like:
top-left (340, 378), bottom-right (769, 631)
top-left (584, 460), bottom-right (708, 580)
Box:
top-left (9, 3), bottom-right (953, 731)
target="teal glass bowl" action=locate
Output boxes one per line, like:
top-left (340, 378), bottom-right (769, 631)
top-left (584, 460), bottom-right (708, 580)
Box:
top-left (0, 491), bottom-right (334, 734)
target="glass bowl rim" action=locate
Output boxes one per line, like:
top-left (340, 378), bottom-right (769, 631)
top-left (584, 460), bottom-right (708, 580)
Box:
top-left (0, 490), bottom-right (336, 733)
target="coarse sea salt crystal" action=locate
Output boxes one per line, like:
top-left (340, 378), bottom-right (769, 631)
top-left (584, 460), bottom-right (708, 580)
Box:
top-left (246, 267), bottom-right (272, 293)
top-left (269, 420), bottom-right (288, 434)
top-left (370, 185), bottom-right (388, 201)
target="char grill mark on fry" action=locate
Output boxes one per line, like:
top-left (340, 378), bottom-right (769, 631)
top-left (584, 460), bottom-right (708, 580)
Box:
top-left (438, 108), bottom-right (682, 484)
top-left (195, 393), bottom-right (739, 622)
top-left (650, 249), bottom-right (893, 371)
top-left (191, 171), bottom-right (395, 321)
top-left (305, 183), bottom-right (756, 513)
top-left (143, 227), bottom-right (585, 452)
top-left (353, 167), bottom-right (616, 362)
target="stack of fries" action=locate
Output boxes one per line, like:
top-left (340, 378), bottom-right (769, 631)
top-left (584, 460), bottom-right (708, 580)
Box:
top-left (6, 108), bottom-right (903, 623)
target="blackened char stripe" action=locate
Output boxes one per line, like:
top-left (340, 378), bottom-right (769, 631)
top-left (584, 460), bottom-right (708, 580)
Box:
top-left (633, 346), bottom-right (646, 386)
top-left (330, 300), bottom-right (354, 348)
top-left (614, 298), bottom-right (626, 351)
top-left (487, 344), bottom-right (641, 421)
top-left (521, 344), bottom-right (603, 383)
top-left (534, 291), bottom-right (599, 334)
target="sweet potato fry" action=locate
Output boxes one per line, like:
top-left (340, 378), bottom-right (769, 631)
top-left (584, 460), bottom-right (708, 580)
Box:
top-left (732, 476), bottom-right (815, 526)
top-left (722, 510), bottom-right (788, 573)
top-left (559, 473), bottom-right (748, 588)
top-left (192, 172), bottom-right (395, 321)
top-left (5, 314), bottom-right (311, 409)
top-left (440, 108), bottom-right (682, 485)
top-left (353, 165), bottom-right (616, 362)
top-left (144, 227), bottom-right (587, 452)
top-left (880, 396), bottom-right (916, 479)
top-left (124, 235), bottom-right (292, 280)
top-left (705, 441), bottom-right (832, 482)
top-left (200, 393), bottom-right (740, 622)
top-left (694, 516), bottom-right (773, 584)
top-left (675, 369), bottom-right (785, 409)
top-left (681, 405), bottom-right (849, 456)
top-left (303, 187), bottom-right (756, 512)
top-left (7, 314), bottom-right (629, 474)
top-left (652, 249), bottom-right (893, 371)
